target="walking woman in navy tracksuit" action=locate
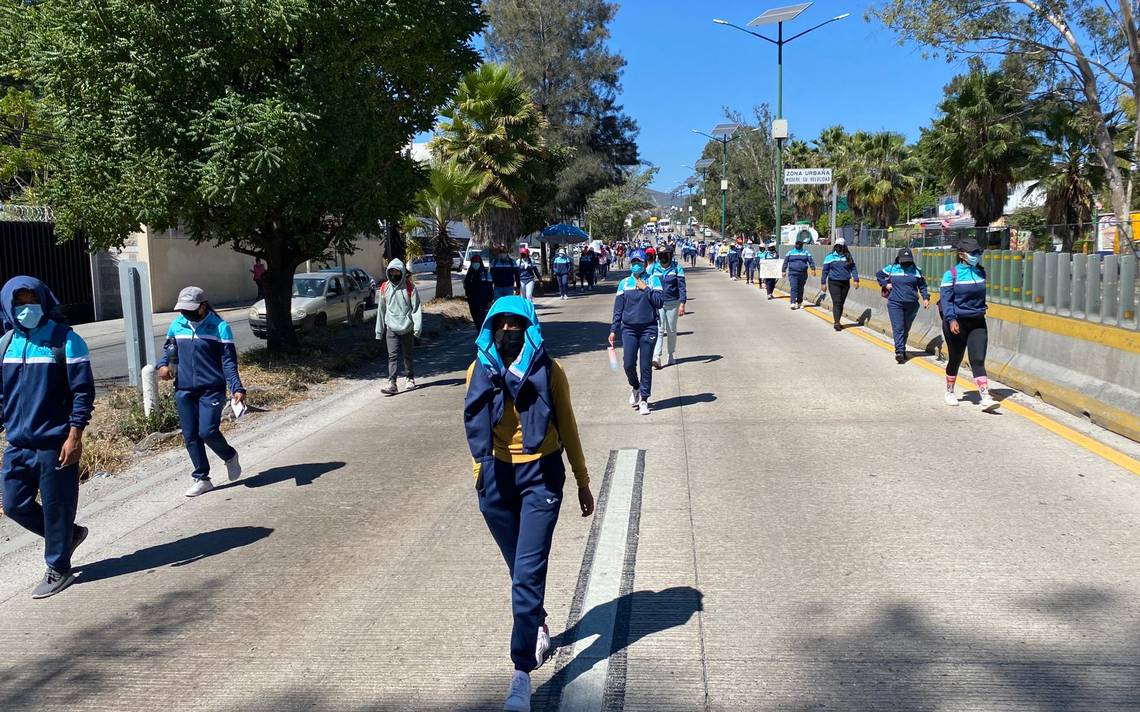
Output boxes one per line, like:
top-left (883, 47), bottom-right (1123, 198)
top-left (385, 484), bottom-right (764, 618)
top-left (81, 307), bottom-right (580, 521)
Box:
top-left (516, 248), bottom-right (541, 302)
top-left (608, 249), bottom-right (665, 415)
top-left (465, 297), bottom-right (594, 712)
top-left (552, 248), bottom-right (573, 300)
top-left (781, 239), bottom-right (817, 309)
top-left (760, 242), bottom-right (780, 299)
top-left (876, 247), bottom-right (930, 363)
top-left (157, 286), bottom-right (246, 497)
top-left (1, 276), bottom-right (95, 598)
top-left (940, 236), bottom-right (999, 412)
top-left (820, 238), bottom-right (860, 330)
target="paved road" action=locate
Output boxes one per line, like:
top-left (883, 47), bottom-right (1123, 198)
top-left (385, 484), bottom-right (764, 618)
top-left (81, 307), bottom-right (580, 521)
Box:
top-left (2, 266), bottom-right (1139, 710)
top-left (74, 274), bottom-right (464, 387)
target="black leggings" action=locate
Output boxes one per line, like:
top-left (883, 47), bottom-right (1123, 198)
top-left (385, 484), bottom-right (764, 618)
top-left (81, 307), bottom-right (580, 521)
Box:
top-left (943, 315), bottom-right (988, 378)
top-left (827, 280), bottom-right (850, 325)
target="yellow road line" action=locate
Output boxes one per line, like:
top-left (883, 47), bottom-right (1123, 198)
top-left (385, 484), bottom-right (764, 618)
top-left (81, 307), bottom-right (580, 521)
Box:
top-left (784, 293), bottom-right (1140, 476)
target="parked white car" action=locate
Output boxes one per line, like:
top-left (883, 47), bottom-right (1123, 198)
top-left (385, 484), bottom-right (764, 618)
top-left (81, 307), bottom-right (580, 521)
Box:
top-left (248, 272), bottom-right (366, 338)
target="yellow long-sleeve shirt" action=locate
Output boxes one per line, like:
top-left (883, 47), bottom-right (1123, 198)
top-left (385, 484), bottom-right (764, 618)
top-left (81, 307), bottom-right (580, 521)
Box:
top-left (465, 359), bottom-right (589, 488)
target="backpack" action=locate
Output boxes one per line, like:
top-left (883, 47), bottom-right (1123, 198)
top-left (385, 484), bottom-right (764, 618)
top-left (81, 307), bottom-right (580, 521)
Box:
top-left (380, 280), bottom-right (414, 300)
top-left (0, 322), bottom-right (69, 367)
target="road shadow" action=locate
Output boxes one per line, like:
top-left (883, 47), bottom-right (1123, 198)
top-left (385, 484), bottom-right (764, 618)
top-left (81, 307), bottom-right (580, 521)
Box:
top-left (215, 461), bottom-right (345, 491)
top-left (651, 393), bottom-right (717, 411)
top-left (673, 354), bottom-right (723, 366)
top-left (786, 586), bottom-right (1140, 711)
top-left (75, 526), bottom-right (273, 584)
top-left (413, 377), bottom-right (466, 390)
top-left (538, 586), bottom-right (704, 702)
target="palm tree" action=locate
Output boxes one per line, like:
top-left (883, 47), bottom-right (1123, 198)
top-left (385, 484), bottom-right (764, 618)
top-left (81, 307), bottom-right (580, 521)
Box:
top-left (784, 140), bottom-right (824, 224)
top-left (924, 68), bottom-right (1036, 227)
top-left (860, 131), bottom-right (920, 228)
top-left (1026, 104), bottom-right (1104, 251)
top-left (414, 158), bottom-right (505, 298)
top-left (431, 64), bottom-right (550, 253)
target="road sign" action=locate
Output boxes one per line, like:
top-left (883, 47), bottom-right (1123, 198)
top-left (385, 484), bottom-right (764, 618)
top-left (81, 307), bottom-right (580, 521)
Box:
top-left (837, 196), bottom-right (848, 212)
top-left (784, 168), bottom-right (832, 185)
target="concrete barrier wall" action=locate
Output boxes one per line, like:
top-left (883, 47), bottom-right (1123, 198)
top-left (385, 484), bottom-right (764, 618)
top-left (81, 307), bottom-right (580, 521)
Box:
top-left (768, 246), bottom-right (1140, 442)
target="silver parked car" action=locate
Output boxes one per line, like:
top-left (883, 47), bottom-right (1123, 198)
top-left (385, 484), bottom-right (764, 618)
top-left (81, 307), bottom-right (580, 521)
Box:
top-left (248, 272), bottom-right (366, 338)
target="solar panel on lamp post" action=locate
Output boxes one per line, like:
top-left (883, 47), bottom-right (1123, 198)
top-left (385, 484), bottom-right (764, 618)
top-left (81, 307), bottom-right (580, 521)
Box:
top-left (714, 4), bottom-right (849, 241)
top-left (694, 158), bottom-right (715, 215)
top-left (693, 124), bottom-right (747, 239)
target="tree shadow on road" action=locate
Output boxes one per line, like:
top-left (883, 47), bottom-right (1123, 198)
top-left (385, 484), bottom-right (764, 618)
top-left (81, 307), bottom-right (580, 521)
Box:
top-left (651, 393), bottom-right (717, 411)
top-left (74, 526), bottom-right (273, 584)
top-left (784, 585), bottom-right (1140, 711)
top-left (214, 461), bottom-right (345, 491)
top-left (535, 586), bottom-right (704, 707)
top-left (673, 354), bottom-right (723, 366)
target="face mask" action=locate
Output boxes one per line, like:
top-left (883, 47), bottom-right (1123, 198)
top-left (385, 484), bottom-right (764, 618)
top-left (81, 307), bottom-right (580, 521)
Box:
top-left (15, 303), bottom-right (43, 329)
top-left (471, 262), bottom-right (482, 271)
top-left (965, 252), bottom-right (981, 266)
top-left (180, 309), bottom-right (202, 322)
top-left (388, 272), bottom-right (402, 283)
top-left (630, 262), bottom-right (645, 275)
top-left (494, 329), bottom-right (526, 364)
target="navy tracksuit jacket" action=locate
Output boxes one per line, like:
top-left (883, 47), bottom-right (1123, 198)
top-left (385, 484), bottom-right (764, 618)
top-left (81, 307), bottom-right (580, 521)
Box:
top-left (611, 274), bottom-right (665, 399)
top-left (877, 263), bottom-right (930, 355)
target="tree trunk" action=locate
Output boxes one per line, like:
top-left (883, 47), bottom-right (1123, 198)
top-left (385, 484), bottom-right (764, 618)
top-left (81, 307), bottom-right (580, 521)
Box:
top-left (263, 235), bottom-right (301, 352)
top-left (433, 224), bottom-right (453, 300)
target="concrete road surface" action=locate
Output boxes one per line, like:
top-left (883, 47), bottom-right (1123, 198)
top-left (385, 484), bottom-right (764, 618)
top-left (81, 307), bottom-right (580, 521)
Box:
top-left (74, 274), bottom-right (464, 388)
top-left (1, 267), bottom-right (1138, 711)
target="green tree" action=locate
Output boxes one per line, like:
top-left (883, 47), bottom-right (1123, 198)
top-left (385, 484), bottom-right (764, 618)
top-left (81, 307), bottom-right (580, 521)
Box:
top-left (432, 63), bottom-right (551, 254)
top-left (0, 84), bottom-right (50, 202)
top-left (871, 0), bottom-right (1139, 248)
top-left (415, 158), bottom-right (504, 299)
top-left (784, 139), bottom-right (825, 224)
top-left (484, 0), bottom-right (639, 219)
top-left (3, 0), bottom-right (483, 350)
top-left (585, 166), bottom-right (656, 242)
top-left (1026, 100), bottom-right (1105, 251)
top-left (923, 68), bottom-right (1038, 227)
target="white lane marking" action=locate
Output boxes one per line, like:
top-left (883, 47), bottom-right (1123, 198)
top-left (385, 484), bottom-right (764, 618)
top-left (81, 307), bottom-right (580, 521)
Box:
top-left (558, 448), bottom-right (640, 712)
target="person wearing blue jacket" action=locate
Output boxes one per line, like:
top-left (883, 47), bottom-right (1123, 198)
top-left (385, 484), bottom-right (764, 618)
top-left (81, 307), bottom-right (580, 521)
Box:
top-left (157, 286), bottom-right (246, 497)
top-left (552, 248), bottom-right (573, 300)
top-left (516, 248), bottom-right (541, 302)
top-left (727, 243), bottom-right (743, 280)
top-left (608, 250), bottom-right (665, 415)
top-left (820, 238), bottom-right (860, 330)
top-left (781, 239), bottom-right (817, 309)
top-left (490, 251), bottom-right (519, 301)
top-left (940, 236), bottom-right (998, 411)
top-left (1, 276), bottom-right (95, 598)
top-left (876, 247), bottom-right (930, 363)
top-left (647, 247), bottom-right (687, 369)
top-left (759, 242), bottom-right (780, 299)
top-left (464, 297), bottom-right (594, 711)
top-left (463, 252), bottom-right (493, 329)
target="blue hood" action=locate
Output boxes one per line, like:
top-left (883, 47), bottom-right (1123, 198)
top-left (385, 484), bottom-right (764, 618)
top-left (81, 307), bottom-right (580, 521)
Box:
top-left (1, 275), bottom-right (61, 332)
top-left (475, 296), bottom-right (545, 377)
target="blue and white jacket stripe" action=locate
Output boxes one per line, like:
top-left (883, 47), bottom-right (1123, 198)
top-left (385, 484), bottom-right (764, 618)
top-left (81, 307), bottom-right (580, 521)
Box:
top-left (611, 275), bottom-right (665, 332)
top-left (156, 312), bottom-right (244, 394)
top-left (876, 264), bottom-right (929, 304)
top-left (939, 264), bottom-right (988, 322)
top-left (552, 255), bottom-right (573, 276)
top-left (822, 252), bottom-right (859, 282)
top-left (647, 262), bottom-right (687, 303)
top-left (782, 248), bottom-right (816, 275)
top-left (1, 321), bottom-right (95, 447)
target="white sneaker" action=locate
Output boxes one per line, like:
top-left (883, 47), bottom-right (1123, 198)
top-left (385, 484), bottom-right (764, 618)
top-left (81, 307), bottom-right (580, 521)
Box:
top-left (224, 452), bottom-right (242, 481)
top-left (535, 623), bottom-right (551, 669)
top-left (667, 354), bottom-right (676, 367)
top-left (639, 400), bottom-right (651, 416)
top-left (944, 391), bottom-right (959, 407)
top-left (405, 378), bottom-right (417, 391)
top-left (504, 671), bottom-right (531, 712)
top-left (630, 388), bottom-right (639, 408)
top-left (185, 479), bottom-right (214, 497)
top-left (979, 394), bottom-right (1000, 412)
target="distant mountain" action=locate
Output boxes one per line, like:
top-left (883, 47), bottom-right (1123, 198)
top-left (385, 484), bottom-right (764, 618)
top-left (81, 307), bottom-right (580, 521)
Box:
top-left (647, 189), bottom-right (685, 210)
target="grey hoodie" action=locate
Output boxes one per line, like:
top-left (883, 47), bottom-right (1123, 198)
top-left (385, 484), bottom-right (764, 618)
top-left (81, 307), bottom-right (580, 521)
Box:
top-left (375, 259), bottom-right (423, 338)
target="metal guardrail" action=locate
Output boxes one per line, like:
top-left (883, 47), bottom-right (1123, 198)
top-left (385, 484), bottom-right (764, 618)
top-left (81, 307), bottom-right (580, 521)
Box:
top-left (783, 245), bottom-right (1139, 332)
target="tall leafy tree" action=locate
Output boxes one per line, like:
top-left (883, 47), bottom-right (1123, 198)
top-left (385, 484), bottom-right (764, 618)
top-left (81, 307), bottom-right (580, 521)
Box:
top-left (484, 0), bottom-right (639, 219)
top-left (414, 159), bottom-right (504, 299)
top-left (2, 0), bottom-right (483, 350)
top-left (923, 68), bottom-right (1038, 227)
top-left (432, 63), bottom-right (551, 253)
top-left (0, 83), bottom-right (51, 202)
top-left (872, 0), bottom-right (1139, 249)
top-left (585, 166), bottom-right (656, 242)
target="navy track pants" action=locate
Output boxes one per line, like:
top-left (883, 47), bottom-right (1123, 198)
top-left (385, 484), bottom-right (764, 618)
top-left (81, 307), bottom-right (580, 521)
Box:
top-left (2, 444), bottom-right (80, 573)
top-left (622, 324), bottom-right (657, 401)
top-left (888, 300), bottom-right (920, 355)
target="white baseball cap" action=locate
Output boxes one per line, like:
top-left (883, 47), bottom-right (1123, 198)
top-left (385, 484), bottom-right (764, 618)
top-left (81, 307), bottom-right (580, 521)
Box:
top-left (834, 237), bottom-right (847, 246)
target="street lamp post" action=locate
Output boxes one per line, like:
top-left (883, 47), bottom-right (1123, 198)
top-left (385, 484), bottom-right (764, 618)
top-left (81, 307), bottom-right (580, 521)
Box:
top-left (693, 126), bottom-right (747, 239)
top-left (715, 4), bottom-right (848, 240)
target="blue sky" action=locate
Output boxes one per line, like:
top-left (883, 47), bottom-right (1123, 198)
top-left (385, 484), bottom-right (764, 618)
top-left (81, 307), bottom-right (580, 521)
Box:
top-left (608, 0), bottom-right (971, 192)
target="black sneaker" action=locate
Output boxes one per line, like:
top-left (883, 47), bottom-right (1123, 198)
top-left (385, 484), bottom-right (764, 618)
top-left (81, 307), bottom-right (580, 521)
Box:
top-left (72, 525), bottom-right (89, 556)
top-left (833, 324), bottom-right (842, 332)
top-left (32, 568), bottom-right (76, 599)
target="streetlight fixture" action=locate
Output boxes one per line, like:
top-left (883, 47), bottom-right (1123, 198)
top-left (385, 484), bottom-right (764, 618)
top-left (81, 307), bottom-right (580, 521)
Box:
top-left (694, 158), bottom-right (715, 212)
top-left (693, 124), bottom-right (750, 239)
top-left (714, 3), bottom-right (849, 239)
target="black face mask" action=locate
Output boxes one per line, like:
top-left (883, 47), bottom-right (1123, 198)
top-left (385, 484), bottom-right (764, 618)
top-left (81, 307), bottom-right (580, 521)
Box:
top-left (387, 272), bottom-right (402, 283)
top-left (180, 309), bottom-right (202, 322)
top-left (494, 329), bottom-right (526, 364)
